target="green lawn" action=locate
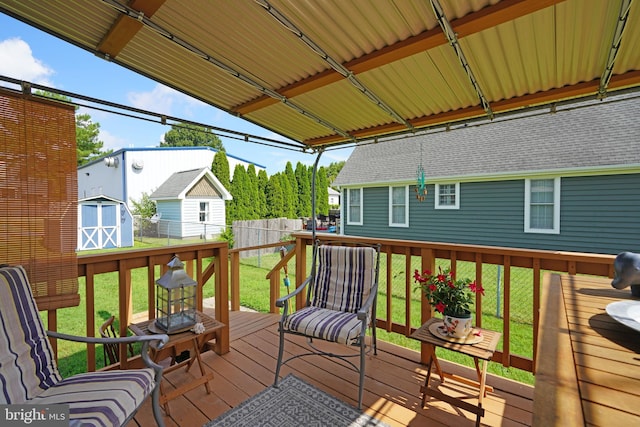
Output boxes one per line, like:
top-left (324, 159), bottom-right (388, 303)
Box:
top-left (54, 243), bottom-right (534, 385)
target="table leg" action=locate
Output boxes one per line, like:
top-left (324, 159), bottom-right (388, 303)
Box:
top-left (188, 337), bottom-right (212, 395)
top-left (420, 344), bottom-right (448, 407)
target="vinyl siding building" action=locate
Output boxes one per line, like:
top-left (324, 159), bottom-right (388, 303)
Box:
top-left (332, 94), bottom-right (640, 255)
top-left (77, 146), bottom-right (264, 210)
top-left (150, 168), bottom-right (232, 239)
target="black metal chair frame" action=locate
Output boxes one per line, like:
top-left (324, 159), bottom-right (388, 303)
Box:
top-left (273, 240), bottom-right (381, 409)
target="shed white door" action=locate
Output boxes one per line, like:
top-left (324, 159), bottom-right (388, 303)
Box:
top-left (79, 203), bottom-right (120, 250)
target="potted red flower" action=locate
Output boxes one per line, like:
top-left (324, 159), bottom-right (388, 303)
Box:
top-left (414, 266), bottom-right (484, 338)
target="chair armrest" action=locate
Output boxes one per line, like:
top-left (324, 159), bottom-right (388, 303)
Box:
top-left (47, 331), bottom-right (169, 371)
top-left (47, 330), bottom-right (169, 348)
top-left (357, 283), bottom-right (378, 321)
top-left (275, 276), bottom-right (312, 308)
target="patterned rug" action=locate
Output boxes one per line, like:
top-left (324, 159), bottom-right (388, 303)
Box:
top-left (204, 374), bottom-right (390, 427)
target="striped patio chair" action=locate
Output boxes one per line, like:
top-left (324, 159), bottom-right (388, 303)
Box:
top-left (0, 265), bottom-right (169, 427)
top-left (274, 242), bottom-right (381, 409)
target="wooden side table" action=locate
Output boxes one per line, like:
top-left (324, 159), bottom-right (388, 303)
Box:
top-left (410, 317), bottom-right (501, 427)
top-left (129, 311), bottom-right (224, 415)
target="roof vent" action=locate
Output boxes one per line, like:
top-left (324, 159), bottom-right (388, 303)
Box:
top-left (132, 159), bottom-right (144, 170)
top-left (104, 157), bottom-right (119, 168)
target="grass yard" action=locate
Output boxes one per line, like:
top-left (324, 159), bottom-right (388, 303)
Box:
top-left (53, 244), bottom-right (535, 385)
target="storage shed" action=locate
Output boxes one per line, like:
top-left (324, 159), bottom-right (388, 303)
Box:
top-left (150, 168), bottom-right (232, 239)
top-left (77, 195), bottom-right (134, 250)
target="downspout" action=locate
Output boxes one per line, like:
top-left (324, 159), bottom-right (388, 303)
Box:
top-left (121, 151), bottom-right (127, 205)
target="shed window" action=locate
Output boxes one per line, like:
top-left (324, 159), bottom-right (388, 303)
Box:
top-left (435, 183), bottom-right (459, 209)
top-left (347, 188), bottom-right (363, 225)
top-left (199, 202), bottom-right (209, 222)
top-left (389, 186), bottom-right (409, 227)
top-left (525, 178), bottom-right (560, 234)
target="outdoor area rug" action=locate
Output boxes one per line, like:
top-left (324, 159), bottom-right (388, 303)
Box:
top-left (204, 374), bottom-right (390, 427)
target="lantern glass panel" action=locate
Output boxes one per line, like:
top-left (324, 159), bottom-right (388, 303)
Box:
top-left (155, 256), bottom-right (197, 333)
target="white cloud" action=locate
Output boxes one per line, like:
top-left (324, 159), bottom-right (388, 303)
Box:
top-left (98, 129), bottom-right (128, 152)
top-left (0, 37), bottom-right (54, 86)
top-left (127, 84), bottom-right (205, 116)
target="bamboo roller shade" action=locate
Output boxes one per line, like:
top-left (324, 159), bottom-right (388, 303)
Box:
top-left (0, 87), bottom-right (79, 309)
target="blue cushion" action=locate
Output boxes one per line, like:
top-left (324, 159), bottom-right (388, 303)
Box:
top-left (284, 306), bottom-right (363, 345)
top-left (32, 369), bottom-right (156, 427)
top-left (310, 246), bottom-right (376, 313)
top-left (0, 265), bottom-right (61, 403)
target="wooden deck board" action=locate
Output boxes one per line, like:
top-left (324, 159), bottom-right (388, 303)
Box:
top-left (129, 310), bottom-right (533, 427)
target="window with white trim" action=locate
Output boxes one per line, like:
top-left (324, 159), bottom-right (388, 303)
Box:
top-left (347, 188), bottom-right (363, 225)
top-left (435, 183), bottom-right (460, 209)
top-left (199, 202), bottom-right (209, 222)
top-left (524, 178), bottom-right (560, 234)
top-left (389, 185), bottom-right (409, 227)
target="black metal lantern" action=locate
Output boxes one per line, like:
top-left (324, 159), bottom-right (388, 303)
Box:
top-left (155, 255), bottom-right (197, 333)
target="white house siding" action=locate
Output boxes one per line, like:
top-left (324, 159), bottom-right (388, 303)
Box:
top-left (181, 198), bottom-right (225, 238)
top-left (78, 147), bottom-right (263, 210)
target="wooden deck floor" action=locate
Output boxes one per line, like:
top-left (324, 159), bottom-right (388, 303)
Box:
top-left (129, 310), bottom-right (534, 427)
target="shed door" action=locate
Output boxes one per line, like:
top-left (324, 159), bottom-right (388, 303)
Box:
top-left (80, 204), bottom-right (99, 250)
top-left (79, 203), bottom-right (120, 250)
top-left (100, 204), bottom-right (118, 248)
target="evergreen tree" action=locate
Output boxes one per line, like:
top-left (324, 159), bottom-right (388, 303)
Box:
top-left (257, 169), bottom-right (269, 218)
top-left (229, 164), bottom-right (250, 221)
top-left (325, 160), bottom-right (345, 186)
top-left (265, 174), bottom-right (285, 218)
top-left (76, 113), bottom-right (110, 166)
top-left (211, 150), bottom-right (230, 191)
top-left (284, 162), bottom-right (298, 218)
top-left (278, 170), bottom-right (294, 219)
top-left (316, 167), bottom-right (329, 215)
top-left (246, 164), bottom-right (260, 220)
top-left (161, 122), bottom-right (225, 150)
top-left (295, 162), bottom-right (311, 217)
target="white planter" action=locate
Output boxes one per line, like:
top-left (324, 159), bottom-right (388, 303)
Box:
top-left (443, 312), bottom-right (472, 338)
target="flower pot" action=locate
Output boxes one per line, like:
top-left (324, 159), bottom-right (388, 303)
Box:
top-left (443, 311), bottom-right (473, 338)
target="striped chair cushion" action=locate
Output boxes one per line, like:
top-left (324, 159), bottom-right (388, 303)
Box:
top-left (31, 369), bottom-right (156, 427)
top-left (0, 265), bottom-right (62, 404)
top-left (283, 306), bottom-right (362, 345)
top-left (310, 245), bottom-right (376, 313)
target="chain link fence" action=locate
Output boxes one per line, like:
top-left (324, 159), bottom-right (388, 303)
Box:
top-left (133, 215), bottom-right (226, 245)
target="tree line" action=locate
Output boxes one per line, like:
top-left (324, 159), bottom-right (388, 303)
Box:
top-left (211, 150), bottom-right (338, 224)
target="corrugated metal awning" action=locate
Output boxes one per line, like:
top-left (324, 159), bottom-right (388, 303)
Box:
top-left (1, 0), bottom-right (638, 149)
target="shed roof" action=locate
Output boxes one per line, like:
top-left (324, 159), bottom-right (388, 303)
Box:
top-left (150, 168), bottom-right (232, 200)
top-left (333, 93), bottom-right (640, 186)
top-left (2, 0), bottom-right (639, 149)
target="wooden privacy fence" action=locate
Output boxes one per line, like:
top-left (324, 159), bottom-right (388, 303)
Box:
top-left (232, 218), bottom-right (303, 257)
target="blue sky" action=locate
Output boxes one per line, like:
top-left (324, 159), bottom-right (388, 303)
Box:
top-left (0, 14), bottom-right (352, 173)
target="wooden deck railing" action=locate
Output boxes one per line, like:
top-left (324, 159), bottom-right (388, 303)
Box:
top-left (50, 234), bottom-right (615, 377)
top-left (254, 232), bottom-right (616, 373)
top-left (71, 242), bottom-right (229, 372)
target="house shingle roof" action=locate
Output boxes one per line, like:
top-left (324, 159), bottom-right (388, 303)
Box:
top-left (150, 168), bottom-right (208, 199)
top-left (333, 94), bottom-right (640, 187)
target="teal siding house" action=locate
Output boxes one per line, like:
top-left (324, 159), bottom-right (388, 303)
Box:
top-left (333, 94), bottom-right (640, 255)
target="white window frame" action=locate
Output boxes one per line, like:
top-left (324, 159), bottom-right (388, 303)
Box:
top-left (435, 183), bottom-right (460, 209)
top-left (199, 201), bottom-right (209, 222)
top-left (346, 188), bottom-right (363, 225)
top-left (388, 185), bottom-right (409, 227)
top-left (524, 177), bottom-right (560, 234)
